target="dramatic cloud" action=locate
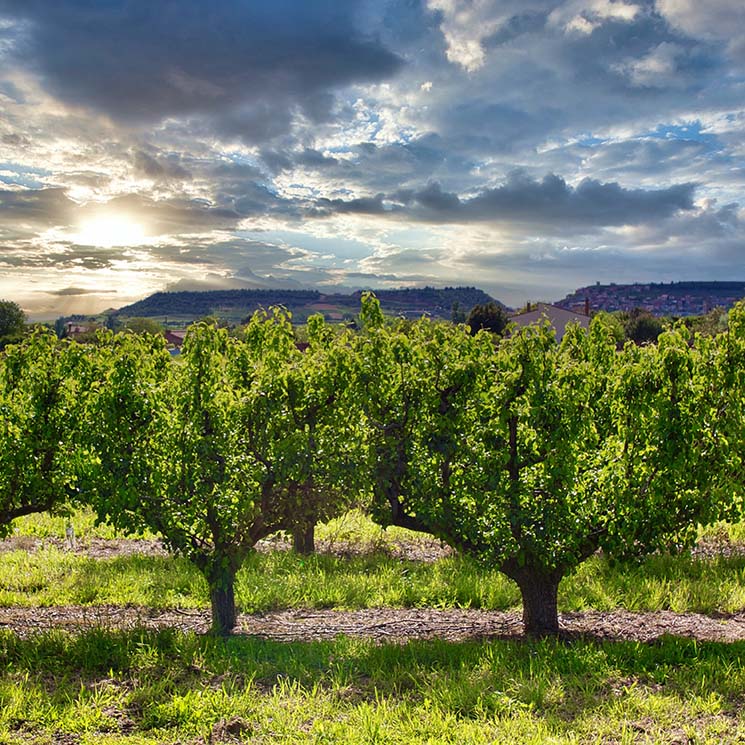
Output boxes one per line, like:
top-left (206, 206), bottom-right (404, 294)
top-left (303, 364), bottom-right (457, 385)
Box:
top-left (0, 188), bottom-right (76, 228)
top-left (0, 0), bottom-right (743, 316)
top-left (0, 0), bottom-right (402, 142)
top-left (317, 173), bottom-right (696, 228)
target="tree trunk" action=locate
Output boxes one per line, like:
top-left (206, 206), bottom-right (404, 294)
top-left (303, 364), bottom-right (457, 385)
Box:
top-left (292, 520), bottom-right (316, 555)
top-left (208, 566), bottom-right (238, 635)
top-left (504, 562), bottom-right (563, 636)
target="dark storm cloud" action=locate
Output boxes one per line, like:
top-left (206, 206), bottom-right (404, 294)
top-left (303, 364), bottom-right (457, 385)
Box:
top-left (0, 0), bottom-right (403, 142)
top-left (263, 135), bottom-right (473, 196)
top-left (452, 173), bottom-right (696, 225)
top-left (0, 187), bottom-right (75, 226)
top-left (295, 148), bottom-right (340, 169)
top-left (318, 194), bottom-right (388, 215)
top-left (317, 172), bottom-right (696, 227)
top-left (133, 150), bottom-right (192, 182)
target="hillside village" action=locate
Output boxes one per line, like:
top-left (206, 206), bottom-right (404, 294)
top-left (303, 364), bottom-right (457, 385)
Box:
top-left (557, 281), bottom-right (745, 316)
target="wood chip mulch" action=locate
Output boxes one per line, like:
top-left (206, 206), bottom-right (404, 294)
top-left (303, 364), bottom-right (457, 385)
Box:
top-left (1, 605), bottom-right (745, 644)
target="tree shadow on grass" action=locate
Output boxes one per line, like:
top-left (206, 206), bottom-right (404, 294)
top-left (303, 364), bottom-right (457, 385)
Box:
top-left (1, 628), bottom-right (744, 721)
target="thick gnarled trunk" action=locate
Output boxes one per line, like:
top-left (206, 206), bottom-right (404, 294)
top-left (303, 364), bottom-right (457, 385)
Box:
top-left (207, 562), bottom-right (238, 635)
top-left (503, 561), bottom-right (563, 636)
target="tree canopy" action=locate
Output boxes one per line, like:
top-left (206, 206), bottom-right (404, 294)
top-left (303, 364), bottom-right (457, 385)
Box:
top-left (0, 332), bottom-right (93, 532)
top-left (467, 301), bottom-right (509, 336)
top-left (86, 311), bottom-right (360, 633)
top-left (356, 294), bottom-right (745, 634)
top-left (3, 295), bottom-right (745, 637)
top-left (0, 299), bottom-right (26, 343)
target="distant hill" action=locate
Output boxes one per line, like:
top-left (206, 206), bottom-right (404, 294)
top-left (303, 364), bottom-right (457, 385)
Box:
top-left (557, 281), bottom-right (745, 317)
top-left (112, 286), bottom-right (502, 324)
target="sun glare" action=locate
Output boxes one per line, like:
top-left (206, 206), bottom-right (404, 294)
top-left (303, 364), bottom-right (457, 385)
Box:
top-left (77, 215), bottom-right (147, 248)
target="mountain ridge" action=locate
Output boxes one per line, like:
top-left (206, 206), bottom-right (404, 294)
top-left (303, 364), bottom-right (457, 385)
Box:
top-left (112, 286), bottom-right (503, 323)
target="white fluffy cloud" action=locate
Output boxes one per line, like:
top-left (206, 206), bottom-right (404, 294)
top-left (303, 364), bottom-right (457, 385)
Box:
top-left (548, 0), bottom-right (641, 35)
top-left (425, 0), bottom-right (539, 71)
top-left (656, 0), bottom-right (745, 62)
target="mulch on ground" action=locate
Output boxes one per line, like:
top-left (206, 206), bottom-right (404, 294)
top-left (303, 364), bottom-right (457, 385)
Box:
top-left (1, 605), bottom-right (745, 644)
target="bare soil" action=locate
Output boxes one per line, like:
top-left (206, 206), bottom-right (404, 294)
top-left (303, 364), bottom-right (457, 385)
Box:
top-left (1, 604), bottom-right (745, 643)
top-left (0, 535), bottom-right (168, 558)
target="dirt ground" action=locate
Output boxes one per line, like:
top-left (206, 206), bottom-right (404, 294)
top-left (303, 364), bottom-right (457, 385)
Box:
top-left (1, 531), bottom-right (744, 643)
top-left (1, 604), bottom-right (744, 644)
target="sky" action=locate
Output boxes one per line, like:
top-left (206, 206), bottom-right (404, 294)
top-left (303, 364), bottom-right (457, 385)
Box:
top-left (0, 0), bottom-right (744, 318)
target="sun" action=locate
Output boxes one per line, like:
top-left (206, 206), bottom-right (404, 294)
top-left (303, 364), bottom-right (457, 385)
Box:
top-left (76, 215), bottom-right (147, 248)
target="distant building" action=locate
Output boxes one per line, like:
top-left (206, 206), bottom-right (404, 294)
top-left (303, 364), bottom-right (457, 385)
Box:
top-left (509, 302), bottom-right (590, 341)
top-left (65, 322), bottom-right (96, 338)
top-left (165, 330), bottom-right (187, 347)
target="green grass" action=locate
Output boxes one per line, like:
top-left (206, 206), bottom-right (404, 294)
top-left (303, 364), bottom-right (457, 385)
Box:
top-left (564, 552), bottom-right (745, 614)
top-left (5, 508), bottom-right (745, 616)
top-left (3, 511), bottom-right (745, 741)
top-left (8, 507), bottom-right (431, 551)
top-left (2, 544), bottom-right (745, 616)
top-left (1, 628), bottom-right (744, 743)
top-left (9, 508), bottom-right (157, 541)
top-left (315, 509), bottom-right (442, 549)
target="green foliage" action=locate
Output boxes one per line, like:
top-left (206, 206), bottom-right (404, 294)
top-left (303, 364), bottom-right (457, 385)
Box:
top-left (466, 300), bottom-right (509, 336)
top-left (621, 307), bottom-right (665, 344)
top-left (354, 294), bottom-right (492, 536)
top-left (685, 307), bottom-right (730, 337)
top-left (0, 332), bottom-right (94, 534)
top-left (0, 299), bottom-right (26, 345)
top-left (450, 301), bottom-right (467, 324)
top-left (123, 317), bottom-right (164, 336)
top-left (86, 312), bottom-right (361, 633)
top-left (592, 310), bottom-right (625, 345)
top-left (3, 295), bottom-right (745, 639)
top-left (357, 296), bottom-right (745, 633)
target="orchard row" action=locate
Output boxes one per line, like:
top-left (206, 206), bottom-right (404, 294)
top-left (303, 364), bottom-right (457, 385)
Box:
top-left (2, 294), bottom-right (744, 635)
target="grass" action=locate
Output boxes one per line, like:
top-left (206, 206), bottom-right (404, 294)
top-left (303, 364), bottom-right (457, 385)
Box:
top-left (9, 508), bottom-right (157, 541)
top-left (3, 511), bottom-right (745, 742)
top-left (4, 508), bottom-right (745, 616)
top-left (9, 507), bottom-right (439, 549)
top-left (2, 542), bottom-right (745, 616)
top-left (314, 509), bottom-right (442, 549)
top-left (0, 628), bottom-right (744, 743)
